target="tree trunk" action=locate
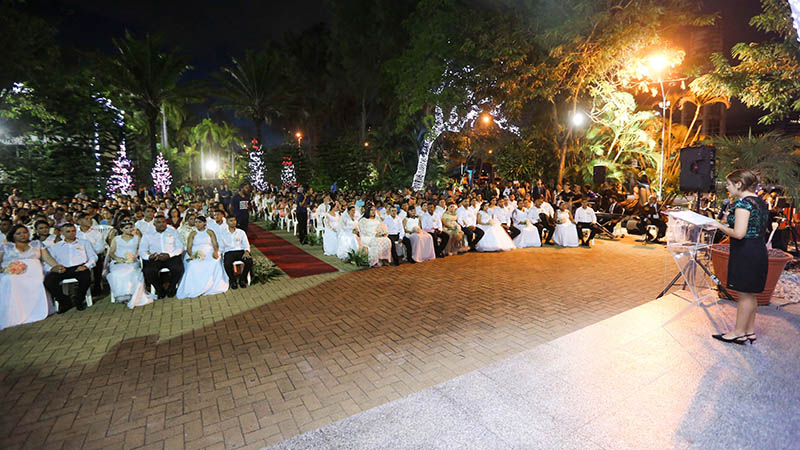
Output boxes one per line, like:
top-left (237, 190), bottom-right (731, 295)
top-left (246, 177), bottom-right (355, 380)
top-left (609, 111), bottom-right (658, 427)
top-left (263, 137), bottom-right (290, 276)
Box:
top-left (253, 119), bottom-right (262, 145)
top-left (719, 103), bottom-right (727, 136)
top-left (200, 143), bottom-right (205, 180)
top-left (360, 89), bottom-right (367, 144)
top-left (147, 114), bottom-right (158, 162)
top-left (160, 104), bottom-right (169, 151)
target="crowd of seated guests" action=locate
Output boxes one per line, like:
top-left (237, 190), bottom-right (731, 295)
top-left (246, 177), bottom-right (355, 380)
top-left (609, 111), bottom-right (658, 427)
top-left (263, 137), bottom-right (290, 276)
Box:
top-left (0, 176), bottom-right (679, 331)
top-left (0, 184), bottom-right (256, 330)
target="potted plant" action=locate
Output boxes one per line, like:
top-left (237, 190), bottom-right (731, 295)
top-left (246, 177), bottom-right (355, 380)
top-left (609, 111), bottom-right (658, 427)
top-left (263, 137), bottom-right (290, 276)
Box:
top-left (710, 244), bottom-right (792, 305)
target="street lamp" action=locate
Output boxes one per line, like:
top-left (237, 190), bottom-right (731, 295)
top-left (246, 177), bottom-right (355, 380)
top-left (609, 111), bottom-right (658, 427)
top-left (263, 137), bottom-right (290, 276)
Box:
top-left (481, 113), bottom-right (492, 125)
top-left (205, 159), bottom-right (218, 177)
top-left (570, 111), bottom-right (586, 127)
top-left (295, 131), bottom-right (303, 147)
top-left (644, 53), bottom-right (671, 201)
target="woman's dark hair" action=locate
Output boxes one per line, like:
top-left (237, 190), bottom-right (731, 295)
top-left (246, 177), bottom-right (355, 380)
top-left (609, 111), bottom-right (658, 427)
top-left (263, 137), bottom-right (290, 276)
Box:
top-left (7, 224), bottom-right (29, 243)
top-left (347, 205), bottom-right (355, 212)
top-left (196, 215), bottom-right (206, 222)
top-left (33, 219), bottom-right (50, 230)
top-left (726, 169), bottom-right (760, 192)
top-left (118, 220), bottom-right (134, 231)
top-left (363, 206), bottom-right (373, 218)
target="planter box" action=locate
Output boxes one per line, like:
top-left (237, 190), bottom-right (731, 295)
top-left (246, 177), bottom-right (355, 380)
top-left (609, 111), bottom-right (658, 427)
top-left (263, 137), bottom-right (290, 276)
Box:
top-left (710, 244), bottom-right (792, 305)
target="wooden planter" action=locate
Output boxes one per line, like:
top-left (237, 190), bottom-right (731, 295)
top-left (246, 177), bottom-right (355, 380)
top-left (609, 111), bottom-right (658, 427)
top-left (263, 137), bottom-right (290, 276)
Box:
top-left (710, 244), bottom-right (792, 305)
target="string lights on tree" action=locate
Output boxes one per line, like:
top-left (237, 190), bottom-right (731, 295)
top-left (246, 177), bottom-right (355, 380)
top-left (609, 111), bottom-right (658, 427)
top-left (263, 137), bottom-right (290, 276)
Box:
top-left (106, 139), bottom-right (134, 195)
top-left (281, 156), bottom-right (296, 187)
top-left (248, 138), bottom-right (268, 192)
top-left (151, 152), bottom-right (172, 194)
top-left (411, 64), bottom-right (520, 191)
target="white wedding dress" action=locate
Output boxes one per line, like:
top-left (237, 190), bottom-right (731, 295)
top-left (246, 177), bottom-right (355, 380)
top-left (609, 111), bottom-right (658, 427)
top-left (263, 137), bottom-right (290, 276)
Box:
top-left (106, 235), bottom-right (154, 309)
top-left (323, 213), bottom-right (340, 256)
top-left (404, 217), bottom-right (435, 262)
top-left (177, 229), bottom-right (229, 299)
top-left (512, 215), bottom-right (542, 248)
top-left (552, 210), bottom-right (580, 247)
top-left (358, 218), bottom-right (392, 266)
top-left (0, 241), bottom-right (50, 330)
top-left (476, 211), bottom-right (516, 252)
top-left (336, 215), bottom-right (361, 260)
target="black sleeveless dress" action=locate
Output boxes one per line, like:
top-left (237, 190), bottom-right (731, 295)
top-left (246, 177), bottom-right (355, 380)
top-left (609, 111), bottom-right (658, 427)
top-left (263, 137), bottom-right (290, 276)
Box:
top-left (725, 196), bottom-right (769, 293)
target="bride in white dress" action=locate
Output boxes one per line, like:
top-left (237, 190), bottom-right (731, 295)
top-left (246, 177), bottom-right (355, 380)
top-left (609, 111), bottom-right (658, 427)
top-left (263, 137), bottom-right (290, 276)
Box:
top-left (403, 208), bottom-right (435, 262)
top-left (177, 216), bottom-right (229, 299)
top-left (0, 225), bottom-right (54, 329)
top-left (512, 202), bottom-right (541, 248)
top-left (106, 221), bottom-right (154, 309)
top-left (476, 202), bottom-right (516, 252)
top-left (323, 203), bottom-right (340, 256)
top-left (552, 202), bottom-right (579, 247)
top-left (358, 207), bottom-right (392, 267)
top-left (336, 206), bottom-right (362, 260)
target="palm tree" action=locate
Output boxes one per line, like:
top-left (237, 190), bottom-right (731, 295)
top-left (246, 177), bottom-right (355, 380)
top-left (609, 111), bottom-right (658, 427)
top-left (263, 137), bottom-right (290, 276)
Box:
top-left (189, 119), bottom-right (241, 180)
top-left (215, 50), bottom-right (294, 144)
top-left (106, 31), bottom-right (192, 162)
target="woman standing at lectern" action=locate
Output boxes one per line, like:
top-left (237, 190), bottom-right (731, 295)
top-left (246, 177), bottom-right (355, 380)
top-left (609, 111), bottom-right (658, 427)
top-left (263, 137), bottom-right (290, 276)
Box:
top-left (709, 169), bottom-right (769, 345)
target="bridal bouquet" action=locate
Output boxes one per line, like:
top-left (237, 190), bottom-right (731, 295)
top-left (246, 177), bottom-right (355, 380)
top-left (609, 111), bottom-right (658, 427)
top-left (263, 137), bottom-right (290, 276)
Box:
top-left (192, 250), bottom-right (205, 260)
top-left (489, 219), bottom-right (499, 226)
top-left (124, 252), bottom-right (136, 264)
top-left (4, 261), bottom-right (27, 275)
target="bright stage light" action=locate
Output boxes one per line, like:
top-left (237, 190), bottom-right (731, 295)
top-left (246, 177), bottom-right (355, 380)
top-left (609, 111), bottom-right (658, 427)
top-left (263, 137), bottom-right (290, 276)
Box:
top-left (205, 160), bottom-right (218, 172)
top-left (570, 112), bottom-right (586, 127)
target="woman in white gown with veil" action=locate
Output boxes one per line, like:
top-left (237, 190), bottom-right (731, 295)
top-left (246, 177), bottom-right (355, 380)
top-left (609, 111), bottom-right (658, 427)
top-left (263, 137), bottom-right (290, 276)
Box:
top-left (336, 206), bottom-right (361, 260)
top-left (403, 208), bottom-right (435, 262)
top-left (0, 225), bottom-right (55, 329)
top-left (106, 220), bottom-right (154, 308)
top-left (323, 203), bottom-right (340, 256)
top-left (177, 216), bottom-right (229, 299)
top-left (358, 206), bottom-right (392, 267)
top-left (512, 201), bottom-right (541, 248)
top-left (476, 202), bottom-right (516, 252)
top-left (552, 202), bottom-right (580, 247)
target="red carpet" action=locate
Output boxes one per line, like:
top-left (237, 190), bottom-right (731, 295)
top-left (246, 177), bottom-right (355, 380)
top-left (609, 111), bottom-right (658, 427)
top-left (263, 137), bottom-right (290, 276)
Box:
top-left (247, 224), bottom-right (339, 278)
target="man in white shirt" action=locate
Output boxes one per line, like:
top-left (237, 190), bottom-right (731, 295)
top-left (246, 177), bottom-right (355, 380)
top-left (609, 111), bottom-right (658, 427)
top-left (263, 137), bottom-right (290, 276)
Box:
top-left (43, 223), bottom-right (98, 312)
top-left (383, 207), bottom-right (410, 265)
top-left (574, 197), bottom-right (600, 247)
top-left (206, 209), bottom-right (227, 237)
top-left (219, 217), bottom-right (252, 289)
top-left (421, 203), bottom-right (449, 258)
top-left (135, 206), bottom-right (156, 235)
top-left (76, 213), bottom-right (106, 294)
top-left (457, 198), bottom-right (484, 251)
top-left (139, 216), bottom-right (185, 298)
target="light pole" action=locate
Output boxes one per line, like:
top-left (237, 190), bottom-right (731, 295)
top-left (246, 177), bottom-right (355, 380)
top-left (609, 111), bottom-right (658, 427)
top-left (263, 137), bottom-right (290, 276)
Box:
top-left (643, 54), bottom-right (672, 201)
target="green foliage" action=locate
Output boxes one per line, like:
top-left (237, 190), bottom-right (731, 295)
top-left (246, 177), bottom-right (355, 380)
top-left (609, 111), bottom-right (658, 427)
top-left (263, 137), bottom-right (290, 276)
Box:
top-left (251, 256), bottom-right (284, 284)
top-left (692, 0), bottom-right (800, 124)
top-left (346, 248), bottom-right (370, 267)
top-left (304, 233), bottom-right (322, 246)
top-left (711, 131), bottom-right (800, 199)
top-left (494, 128), bottom-right (558, 183)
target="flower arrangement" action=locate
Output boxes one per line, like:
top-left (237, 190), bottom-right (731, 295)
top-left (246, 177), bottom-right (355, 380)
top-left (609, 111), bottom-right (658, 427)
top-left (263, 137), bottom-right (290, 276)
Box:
top-left (124, 252), bottom-right (136, 264)
top-left (192, 250), bottom-right (205, 260)
top-left (4, 261), bottom-right (27, 275)
top-left (346, 248), bottom-right (370, 267)
top-left (251, 257), bottom-right (284, 284)
top-left (305, 233), bottom-right (322, 246)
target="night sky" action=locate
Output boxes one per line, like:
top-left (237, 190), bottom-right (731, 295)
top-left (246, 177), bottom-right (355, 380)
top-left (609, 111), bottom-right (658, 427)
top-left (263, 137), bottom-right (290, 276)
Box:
top-left (24, 0), bottom-right (775, 134)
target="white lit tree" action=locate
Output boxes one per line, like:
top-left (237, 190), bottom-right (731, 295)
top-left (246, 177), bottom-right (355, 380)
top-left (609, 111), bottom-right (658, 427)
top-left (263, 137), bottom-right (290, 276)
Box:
top-left (281, 156), bottom-right (296, 187)
top-left (151, 152), bottom-right (172, 194)
top-left (248, 139), bottom-right (268, 191)
top-left (106, 140), bottom-right (134, 195)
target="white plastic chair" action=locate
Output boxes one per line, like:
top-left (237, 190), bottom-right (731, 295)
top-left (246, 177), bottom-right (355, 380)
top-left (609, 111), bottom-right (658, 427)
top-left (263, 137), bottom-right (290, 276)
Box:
top-left (59, 278), bottom-right (93, 309)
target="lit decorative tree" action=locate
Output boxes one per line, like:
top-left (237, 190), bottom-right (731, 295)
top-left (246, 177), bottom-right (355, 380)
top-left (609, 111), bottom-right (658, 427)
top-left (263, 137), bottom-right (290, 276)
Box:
top-left (151, 152), bottom-right (172, 194)
top-left (106, 139), bottom-right (135, 195)
top-left (281, 156), bottom-right (296, 187)
top-left (248, 139), bottom-right (268, 191)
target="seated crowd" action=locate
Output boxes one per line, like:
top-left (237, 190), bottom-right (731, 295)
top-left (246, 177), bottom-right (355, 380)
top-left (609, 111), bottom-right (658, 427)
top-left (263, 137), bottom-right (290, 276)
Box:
top-left (0, 177), bottom-right (663, 330)
top-left (0, 185), bottom-right (256, 330)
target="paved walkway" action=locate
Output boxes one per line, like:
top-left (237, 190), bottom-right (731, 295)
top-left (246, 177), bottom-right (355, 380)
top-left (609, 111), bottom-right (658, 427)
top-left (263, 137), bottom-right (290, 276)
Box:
top-left (270, 293), bottom-right (800, 449)
top-left (0, 236), bottom-right (672, 449)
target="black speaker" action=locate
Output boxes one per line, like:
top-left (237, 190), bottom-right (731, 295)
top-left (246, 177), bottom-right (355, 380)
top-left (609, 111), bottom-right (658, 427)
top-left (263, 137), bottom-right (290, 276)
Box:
top-left (679, 145), bottom-right (716, 193)
top-left (593, 165), bottom-right (607, 186)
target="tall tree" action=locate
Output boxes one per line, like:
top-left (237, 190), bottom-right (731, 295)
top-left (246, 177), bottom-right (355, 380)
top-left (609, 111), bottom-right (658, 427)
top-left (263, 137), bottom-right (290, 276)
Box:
top-left (106, 31), bottom-right (192, 162)
top-left (215, 49), bottom-right (293, 144)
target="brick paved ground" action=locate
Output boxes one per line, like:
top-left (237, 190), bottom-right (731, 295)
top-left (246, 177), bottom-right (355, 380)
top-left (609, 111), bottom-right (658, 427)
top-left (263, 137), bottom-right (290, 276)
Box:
top-left (0, 236), bottom-right (670, 449)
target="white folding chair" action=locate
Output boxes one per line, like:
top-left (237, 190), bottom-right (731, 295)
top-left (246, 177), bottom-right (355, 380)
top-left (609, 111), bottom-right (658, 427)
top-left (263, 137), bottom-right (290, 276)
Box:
top-left (59, 278), bottom-right (93, 308)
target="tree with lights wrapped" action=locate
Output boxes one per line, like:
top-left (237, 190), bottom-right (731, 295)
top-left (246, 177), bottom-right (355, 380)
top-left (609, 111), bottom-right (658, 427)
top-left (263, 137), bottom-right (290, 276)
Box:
top-left (151, 152), bottom-right (172, 194)
top-left (248, 139), bottom-right (268, 191)
top-left (106, 140), bottom-right (135, 196)
top-left (281, 156), bottom-right (296, 187)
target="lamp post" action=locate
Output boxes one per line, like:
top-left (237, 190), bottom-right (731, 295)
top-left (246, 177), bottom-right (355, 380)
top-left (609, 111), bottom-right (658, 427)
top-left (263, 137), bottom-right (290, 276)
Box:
top-left (642, 53), bottom-right (673, 201)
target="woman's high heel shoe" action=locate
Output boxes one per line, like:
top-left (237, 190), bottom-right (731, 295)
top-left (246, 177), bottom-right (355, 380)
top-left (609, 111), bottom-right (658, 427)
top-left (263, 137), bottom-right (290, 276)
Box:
top-left (746, 333), bottom-right (757, 344)
top-left (711, 333), bottom-right (749, 345)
